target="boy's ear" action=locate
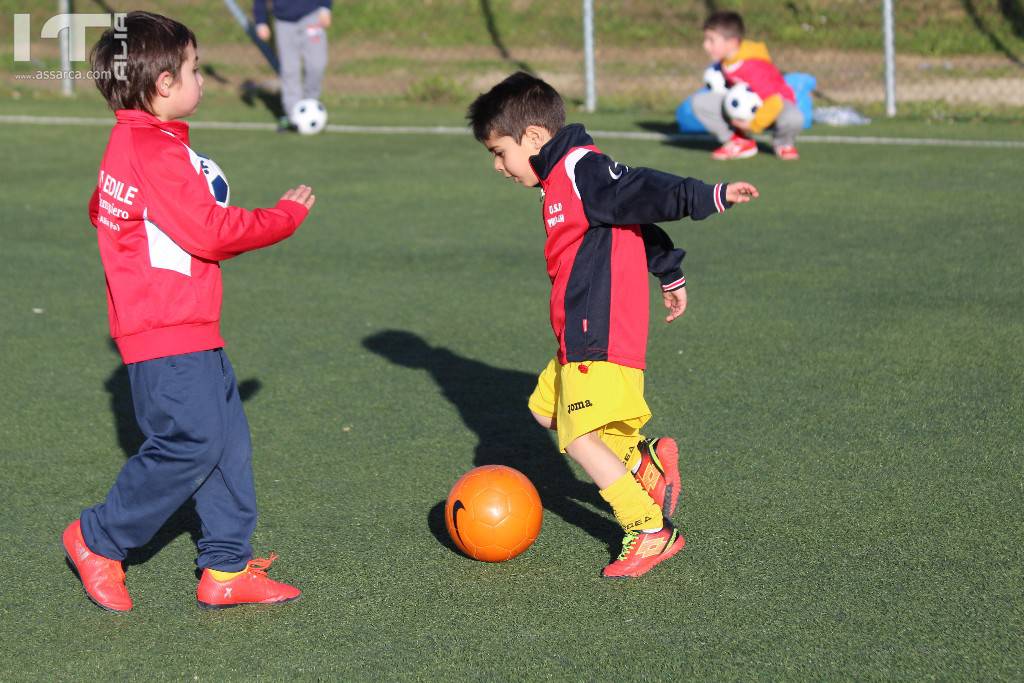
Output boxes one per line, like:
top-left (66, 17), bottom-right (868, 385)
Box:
top-left (521, 125), bottom-right (551, 152)
top-left (154, 70), bottom-right (175, 98)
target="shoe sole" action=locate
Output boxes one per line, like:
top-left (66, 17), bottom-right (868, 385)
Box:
top-left (62, 547), bottom-right (131, 613)
top-left (600, 534), bottom-right (686, 579)
top-left (655, 438), bottom-right (681, 519)
top-left (196, 594), bottom-right (302, 611)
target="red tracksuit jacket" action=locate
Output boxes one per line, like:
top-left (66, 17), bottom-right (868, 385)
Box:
top-left (530, 124), bottom-right (731, 370)
top-left (88, 109), bottom-right (308, 364)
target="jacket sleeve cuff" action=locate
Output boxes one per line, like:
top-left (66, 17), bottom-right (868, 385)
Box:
top-left (712, 183), bottom-right (732, 213)
top-left (659, 270), bottom-right (686, 291)
top-left (275, 198), bottom-right (309, 227)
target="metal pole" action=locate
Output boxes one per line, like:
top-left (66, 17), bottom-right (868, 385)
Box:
top-left (59, 0), bottom-right (73, 96)
top-left (583, 0), bottom-right (596, 112)
top-left (883, 0), bottom-right (896, 117)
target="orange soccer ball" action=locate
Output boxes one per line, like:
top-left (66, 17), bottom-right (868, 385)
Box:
top-left (444, 465), bottom-right (543, 562)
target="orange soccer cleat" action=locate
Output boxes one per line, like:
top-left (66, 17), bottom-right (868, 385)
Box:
top-left (711, 134), bottom-right (758, 160)
top-left (602, 522), bottom-right (686, 579)
top-left (196, 553), bottom-right (301, 610)
top-left (632, 437), bottom-right (681, 519)
top-left (62, 519), bottom-right (132, 612)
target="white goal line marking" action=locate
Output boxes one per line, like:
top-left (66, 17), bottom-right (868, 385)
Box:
top-left (1, 114), bottom-right (1021, 149)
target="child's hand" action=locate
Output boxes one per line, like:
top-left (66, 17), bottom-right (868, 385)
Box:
top-left (726, 182), bottom-right (759, 204)
top-left (663, 287), bottom-right (687, 323)
top-left (281, 185), bottom-right (316, 210)
top-left (255, 23), bottom-right (271, 42)
top-left (731, 119), bottom-right (753, 132)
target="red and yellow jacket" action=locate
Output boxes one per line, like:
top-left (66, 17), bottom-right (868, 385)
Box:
top-left (88, 109), bottom-right (309, 364)
top-left (721, 40), bottom-right (795, 133)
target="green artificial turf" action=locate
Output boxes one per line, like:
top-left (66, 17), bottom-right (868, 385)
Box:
top-left (0, 99), bottom-right (1021, 680)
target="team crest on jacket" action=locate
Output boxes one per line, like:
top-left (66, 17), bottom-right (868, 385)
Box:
top-left (196, 154), bottom-right (231, 207)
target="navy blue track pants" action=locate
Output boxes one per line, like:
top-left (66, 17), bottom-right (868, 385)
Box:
top-left (81, 349), bottom-right (256, 571)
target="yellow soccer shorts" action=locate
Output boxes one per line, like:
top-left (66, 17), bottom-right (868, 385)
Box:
top-left (527, 357), bottom-right (651, 452)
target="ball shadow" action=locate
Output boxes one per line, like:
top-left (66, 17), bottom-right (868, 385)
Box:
top-left (364, 330), bottom-right (621, 557)
top-left (427, 500), bottom-right (465, 557)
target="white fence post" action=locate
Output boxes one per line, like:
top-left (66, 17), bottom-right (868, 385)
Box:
top-left (883, 0), bottom-right (896, 117)
top-left (59, 0), bottom-right (73, 96)
top-left (583, 0), bottom-right (596, 112)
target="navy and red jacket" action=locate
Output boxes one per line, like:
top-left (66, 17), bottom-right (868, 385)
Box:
top-left (530, 124), bottom-right (732, 370)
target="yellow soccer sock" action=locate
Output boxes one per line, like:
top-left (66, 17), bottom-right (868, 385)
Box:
top-left (207, 568), bottom-right (244, 581)
top-left (599, 472), bottom-right (663, 533)
top-left (600, 430), bottom-right (645, 474)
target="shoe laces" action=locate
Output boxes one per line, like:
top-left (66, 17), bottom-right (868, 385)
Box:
top-left (616, 531), bottom-right (640, 561)
top-left (638, 439), bottom-right (665, 475)
top-left (244, 552), bottom-right (279, 577)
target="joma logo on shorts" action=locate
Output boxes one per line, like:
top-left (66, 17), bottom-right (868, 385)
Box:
top-left (567, 400), bottom-right (593, 413)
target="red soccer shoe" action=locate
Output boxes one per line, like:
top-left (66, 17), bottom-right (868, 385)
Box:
top-left (774, 144), bottom-right (800, 161)
top-left (711, 134), bottom-right (758, 160)
top-left (633, 437), bottom-right (681, 519)
top-left (602, 522), bottom-right (686, 579)
top-left (62, 519), bottom-right (132, 612)
top-left (196, 553), bottom-right (301, 610)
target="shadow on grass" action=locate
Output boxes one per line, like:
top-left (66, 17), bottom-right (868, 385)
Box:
top-left (241, 79), bottom-right (286, 121)
top-left (479, 0), bottom-right (533, 73)
top-left (101, 341), bottom-right (262, 571)
top-left (362, 330), bottom-right (621, 558)
top-left (961, 0), bottom-right (1024, 65)
top-left (427, 501), bottom-right (462, 555)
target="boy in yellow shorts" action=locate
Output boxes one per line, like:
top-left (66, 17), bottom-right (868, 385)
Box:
top-left (467, 73), bottom-right (758, 577)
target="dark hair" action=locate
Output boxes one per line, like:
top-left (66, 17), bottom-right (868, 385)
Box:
top-left (466, 72), bottom-right (565, 142)
top-left (90, 11), bottom-right (196, 114)
top-left (703, 11), bottom-right (745, 39)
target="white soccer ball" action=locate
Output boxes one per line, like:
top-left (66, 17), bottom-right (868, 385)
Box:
top-left (196, 154), bottom-right (230, 207)
top-left (292, 98), bottom-right (328, 136)
top-left (703, 64), bottom-right (727, 94)
top-left (724, 83), bottom-right (763, 122)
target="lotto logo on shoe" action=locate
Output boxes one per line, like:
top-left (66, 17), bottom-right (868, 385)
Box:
top-left (567, 399), bottom-right (593, 413)
top-left (635, 535), bottom-right (668, 558)
top-left (640, 466), bottom-right (660, 491)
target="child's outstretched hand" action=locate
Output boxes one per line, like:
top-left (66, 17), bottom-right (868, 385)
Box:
top-left (663, 287), bottom-right (687, 323)
top-left (281, 185), bottom-right (316, 211)
top-left (726, 182), bottom-right (759, 204)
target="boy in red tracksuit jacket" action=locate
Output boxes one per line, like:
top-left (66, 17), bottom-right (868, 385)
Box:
top-left (467, 72), bottom-right (759, 578)
top-left (695, 10), bottom-right (805, 161)
top-left (62, 11), bottom-right (315, 612)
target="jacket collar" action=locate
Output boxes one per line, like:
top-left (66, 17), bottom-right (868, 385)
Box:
top-left (115, 109), bottom-right (190, 144)
top-left (530, 123), bottom-right (593, 183)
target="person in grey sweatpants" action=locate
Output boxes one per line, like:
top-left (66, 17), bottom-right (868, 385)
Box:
top-left (692, 90), bottom-right (804, 148)
top-left (254, 1), bottom-right (330, 130)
